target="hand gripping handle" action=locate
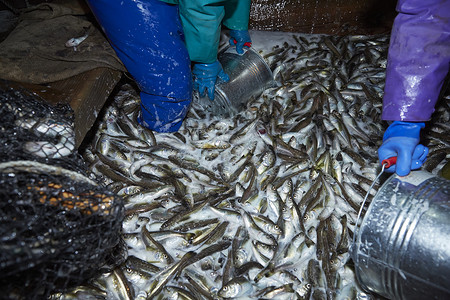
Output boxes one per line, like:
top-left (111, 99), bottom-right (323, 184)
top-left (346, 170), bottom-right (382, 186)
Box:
top-left (232, 39), bottom-right (252, 48)
top-left (382, 156), bottom-right (397, 168)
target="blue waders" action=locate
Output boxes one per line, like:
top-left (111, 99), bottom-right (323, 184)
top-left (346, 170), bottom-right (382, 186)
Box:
top-left (86, 0), bottom-right (192, 132)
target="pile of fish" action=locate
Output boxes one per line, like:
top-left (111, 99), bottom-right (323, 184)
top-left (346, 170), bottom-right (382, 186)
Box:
top-left (58, 32), bottom-right (449, 299)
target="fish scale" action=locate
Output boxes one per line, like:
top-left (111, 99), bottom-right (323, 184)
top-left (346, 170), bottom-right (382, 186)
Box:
top-left (65, 31), bottom-right (450, 299)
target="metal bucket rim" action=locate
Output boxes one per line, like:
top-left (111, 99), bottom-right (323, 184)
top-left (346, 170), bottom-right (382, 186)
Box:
top-left (219, 46), bottom-right (274, 81)
top-left (352, 170), bottom-right (439, 251)
top-left (215, 86), bottom-right (229, 104)
top-left (351, 171), bottom-right (450, 299)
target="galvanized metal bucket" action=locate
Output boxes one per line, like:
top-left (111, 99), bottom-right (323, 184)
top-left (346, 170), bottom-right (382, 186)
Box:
top-left (351, 170), bottom-right (450, 300)
top-left (194, 46), bottom-right (275, 118)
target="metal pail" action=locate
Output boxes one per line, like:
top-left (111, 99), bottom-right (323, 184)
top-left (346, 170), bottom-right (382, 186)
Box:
top-left (351, 170), bottom-right (450, 300)
top-left (194, 46), bottom-right (275, 118)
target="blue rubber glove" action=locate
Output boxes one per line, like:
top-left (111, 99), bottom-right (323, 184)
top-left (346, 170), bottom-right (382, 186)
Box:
top-left (192, 60), bottom-right (229, 100)
top-left (228, 30), bottom-right (252, 54)
top-left (378, 121), bottom-right (429, 176)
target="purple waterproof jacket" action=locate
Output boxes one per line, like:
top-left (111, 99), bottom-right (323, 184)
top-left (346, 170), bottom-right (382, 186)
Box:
top-left (382, 0), bottom-right (450, 122)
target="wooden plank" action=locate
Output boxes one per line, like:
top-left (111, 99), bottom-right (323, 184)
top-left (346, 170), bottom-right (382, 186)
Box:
top-left (48, 68), bottom-right (122, 148)
top-left (249, 0), bottom-right (397, 35)
top-left (14, 68), bottom-right (122, 148)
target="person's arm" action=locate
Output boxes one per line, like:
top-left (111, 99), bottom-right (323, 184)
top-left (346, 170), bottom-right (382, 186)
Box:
top-left (178, 0), bottom-right (225, 64)
top-left (178, 1), bottom-right (229, 100)
top-left (224, 0), bottom-right (252, 54)
top-left (178, 0), bottom-right (252, 62)
top-left (223, 0), bottom-right (251, 31)
top-left (382, 0), bottom-right (450, 122)
top-left (379, 0), bottom-right (450, 176)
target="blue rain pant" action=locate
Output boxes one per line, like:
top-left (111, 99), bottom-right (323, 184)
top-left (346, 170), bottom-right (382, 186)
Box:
top-left (86, 0), bottom-right (192, 132)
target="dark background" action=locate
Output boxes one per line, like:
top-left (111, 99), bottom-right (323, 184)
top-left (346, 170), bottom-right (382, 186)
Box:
top-left (1, 0), bottom-right (397, 35)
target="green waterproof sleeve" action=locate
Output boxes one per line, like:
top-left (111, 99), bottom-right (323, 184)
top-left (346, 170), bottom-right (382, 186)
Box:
top-left (159, 0), bottom-right (178, 4)
top-left (178, 1), bottom-right (225, 64)
top-left (223, 0), bottom-right (251, 30)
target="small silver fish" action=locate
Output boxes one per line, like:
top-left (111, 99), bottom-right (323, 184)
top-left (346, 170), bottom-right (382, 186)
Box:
top-left (65, 34), bottom-right (88, 48)
top-left (65, 26), bottom-right (92, 49)
top-left (219, 276), bottom-right (253, 298)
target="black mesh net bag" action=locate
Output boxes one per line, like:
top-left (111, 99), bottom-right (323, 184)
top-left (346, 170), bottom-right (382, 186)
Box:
top-left (0, 80), bottom-right (125, 299)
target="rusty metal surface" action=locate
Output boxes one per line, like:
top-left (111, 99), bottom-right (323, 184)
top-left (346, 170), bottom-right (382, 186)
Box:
top-left (3, 0), bottom-right (396, 35)
top-left (249, 0), bottom-right (396, 35)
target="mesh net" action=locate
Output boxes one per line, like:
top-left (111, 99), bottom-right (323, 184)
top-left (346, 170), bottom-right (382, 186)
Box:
top-left (0, 80), bottom-right (125, 299)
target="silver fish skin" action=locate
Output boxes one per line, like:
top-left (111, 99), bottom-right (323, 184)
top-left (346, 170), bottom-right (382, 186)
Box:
top-left (218, 276), bottom-right (254, 298)
top-left (68, 31), bottom-right (450, 300)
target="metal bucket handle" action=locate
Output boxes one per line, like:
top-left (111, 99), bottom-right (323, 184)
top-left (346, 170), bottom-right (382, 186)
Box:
top-left (351, 163), bottom-right (387, 253)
